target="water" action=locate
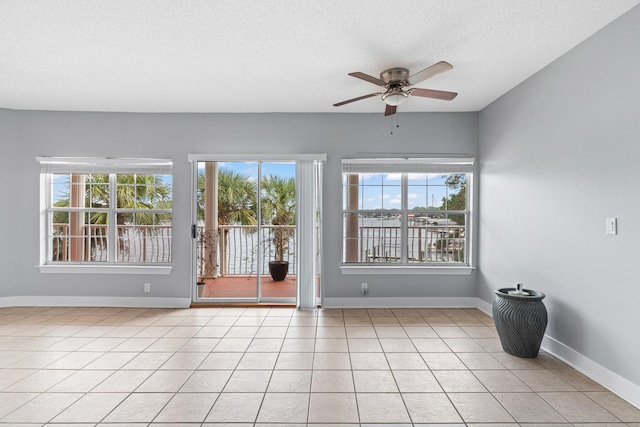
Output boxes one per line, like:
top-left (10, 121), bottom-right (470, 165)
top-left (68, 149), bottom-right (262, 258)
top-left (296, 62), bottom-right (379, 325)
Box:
top-left (197, 217), bottom-right (465, 275)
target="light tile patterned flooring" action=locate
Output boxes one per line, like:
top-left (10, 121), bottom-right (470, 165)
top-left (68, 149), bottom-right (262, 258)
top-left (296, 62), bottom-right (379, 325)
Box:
top-left (0, 306), bottom-right (639, 426)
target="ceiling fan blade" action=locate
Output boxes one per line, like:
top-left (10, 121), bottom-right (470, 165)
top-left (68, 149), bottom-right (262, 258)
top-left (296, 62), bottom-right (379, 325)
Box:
top-left (333, 93), bottom-right (380, 107)
top-left (384, 105), bottom-right (397, 116)
top-left (407, 61), bottom-right (453, 85)
top-left (410, 88), bottom-right (458, 101)
top-left (349, 72), bottom-right (387, 86)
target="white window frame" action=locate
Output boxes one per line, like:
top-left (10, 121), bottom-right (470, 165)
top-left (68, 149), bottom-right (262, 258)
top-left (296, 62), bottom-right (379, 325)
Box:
top-left (37, 157), bottom-right (173, 275)
top-left (340, 157), bottom-right (474, 276)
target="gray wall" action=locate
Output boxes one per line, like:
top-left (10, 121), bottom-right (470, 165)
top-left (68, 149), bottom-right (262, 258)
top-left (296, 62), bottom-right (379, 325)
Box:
top-left (478, 6), bottom-right (640, 386)
top-left (0, 110), bottom-right (478, 302)
top-left (0, 108), bottom-right (20, 296)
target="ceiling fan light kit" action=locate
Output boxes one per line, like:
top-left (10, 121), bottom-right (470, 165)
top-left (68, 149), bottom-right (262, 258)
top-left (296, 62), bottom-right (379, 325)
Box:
top-left (333, 61), bottom-right (458, 115)
top-left (382, 91), bottom-right (408, 106)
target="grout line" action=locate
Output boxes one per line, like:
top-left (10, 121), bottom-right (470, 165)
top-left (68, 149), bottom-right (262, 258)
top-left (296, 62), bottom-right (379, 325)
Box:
top-left (0, 306), bottom-right (631, 425)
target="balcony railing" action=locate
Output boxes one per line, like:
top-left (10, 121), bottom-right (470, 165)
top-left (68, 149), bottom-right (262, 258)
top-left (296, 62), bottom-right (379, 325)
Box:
top-left (196, 225), bottom-right (297, 277)
top-left (195, 224), bottom-right (465, 276)
top-left (358, 225), bottom-right (465, 263)
top-left (51, 223), bottom-right (465, 269)
top-left (51, 224), bottom-right (172, 263)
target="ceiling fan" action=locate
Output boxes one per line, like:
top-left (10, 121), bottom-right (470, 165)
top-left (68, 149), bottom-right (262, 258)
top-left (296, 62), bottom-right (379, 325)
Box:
top-left (333, 61), bottom-right (458, 116)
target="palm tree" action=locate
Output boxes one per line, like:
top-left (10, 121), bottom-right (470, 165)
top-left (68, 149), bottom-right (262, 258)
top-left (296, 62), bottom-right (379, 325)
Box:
top-left (197, 169), bottom-right (257, 225)
top-left (260, 175), bottom-right (296, 262)
top-left (194, 168), bottom-right (295, 279)
top-left (197, 168), bottom-right (258, 278)
top-left (54, 174), bottom-right (172, 224)
top-left (52, 173), bottom-right (171, 261)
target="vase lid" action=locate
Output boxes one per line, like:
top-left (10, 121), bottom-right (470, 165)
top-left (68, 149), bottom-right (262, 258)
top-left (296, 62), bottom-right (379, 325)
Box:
top-left (495, 288), bottom-right (545, 301)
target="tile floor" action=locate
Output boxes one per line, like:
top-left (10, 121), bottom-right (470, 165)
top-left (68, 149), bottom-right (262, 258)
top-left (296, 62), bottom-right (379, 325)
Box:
top-left (0, 305), bottom-right (639, 426)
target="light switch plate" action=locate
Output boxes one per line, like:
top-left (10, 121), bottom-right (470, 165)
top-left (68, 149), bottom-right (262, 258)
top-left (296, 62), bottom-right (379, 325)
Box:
top-left (606, 218), bottom-right (617, 235)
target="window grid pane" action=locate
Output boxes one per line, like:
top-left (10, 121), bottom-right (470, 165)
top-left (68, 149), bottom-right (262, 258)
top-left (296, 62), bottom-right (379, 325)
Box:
top-left (342, 170), bottom-right (469, 266)
top-left (46, 171), bottom-right (172, 265)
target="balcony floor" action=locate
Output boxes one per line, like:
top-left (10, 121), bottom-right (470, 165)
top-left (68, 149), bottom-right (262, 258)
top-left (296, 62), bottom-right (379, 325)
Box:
top-left (200, 275), bottom-right (298, 299)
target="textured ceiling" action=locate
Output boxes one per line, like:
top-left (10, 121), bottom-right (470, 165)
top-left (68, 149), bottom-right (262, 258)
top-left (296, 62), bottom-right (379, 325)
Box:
top-left (0, 1), bottom-right (638, 113)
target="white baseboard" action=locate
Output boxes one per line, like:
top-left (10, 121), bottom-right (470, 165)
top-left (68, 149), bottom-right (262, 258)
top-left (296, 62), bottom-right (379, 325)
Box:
top-left (541, 334), bottom-right (640, 409)
top-left (322, 296), bottom-right (482, 309)
top-left (0, 296), bottom-right (191, 309)
top-left (476, 297), bottom-right (493, 316)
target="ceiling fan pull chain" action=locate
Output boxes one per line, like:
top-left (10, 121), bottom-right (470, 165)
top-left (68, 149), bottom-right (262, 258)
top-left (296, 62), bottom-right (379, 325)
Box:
top-left (390, 113), bottom-right (400, 135)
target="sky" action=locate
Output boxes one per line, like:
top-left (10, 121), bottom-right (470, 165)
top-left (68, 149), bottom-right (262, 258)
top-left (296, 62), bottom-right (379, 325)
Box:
top-left (200, 162), bottom-right (464, 211)
top-left (51, 163), bottom-right (462, 211)
top-left (345, 173), bottom-right (461, 211)
top-left (198, 161), bottom-right (295, 180)
top-left (51, 173), bottom-right (175, 204)
top-left (52, 162), bottom-right (293, 204)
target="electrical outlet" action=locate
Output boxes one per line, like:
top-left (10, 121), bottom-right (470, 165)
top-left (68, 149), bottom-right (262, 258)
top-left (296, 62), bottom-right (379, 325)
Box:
top-left (144, 283), bottom-right (151, 293)
top-left (361, 282), bottom-right (368, 295)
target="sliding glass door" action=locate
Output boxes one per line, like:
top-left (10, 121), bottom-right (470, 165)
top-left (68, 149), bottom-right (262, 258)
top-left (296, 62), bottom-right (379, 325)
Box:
top-left (193, 159), bottom-right (303, 303)
top-left (260, 161), bottom-right (297, 301)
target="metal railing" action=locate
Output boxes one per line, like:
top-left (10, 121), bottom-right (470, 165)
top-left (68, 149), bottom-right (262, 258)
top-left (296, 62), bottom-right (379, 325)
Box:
top-left (196, 225), bottom-right (297, 277)
top-left (51, 224), bottom-right (172, 263)
top-left (51, 223), bottom-right (464, 269)
top-left (358, 225), bottom-right (465, 263)
top-left (195, 224), bottom-right (466, 277)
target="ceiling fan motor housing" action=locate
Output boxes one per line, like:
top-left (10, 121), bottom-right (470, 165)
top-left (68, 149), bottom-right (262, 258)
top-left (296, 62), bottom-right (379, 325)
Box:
top-left (380, 67), bottom-right (409, 84)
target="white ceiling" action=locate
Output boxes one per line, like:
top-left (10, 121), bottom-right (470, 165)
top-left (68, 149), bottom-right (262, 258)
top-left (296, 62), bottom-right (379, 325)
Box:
top-left (1, 1), bottom-right (638, 113)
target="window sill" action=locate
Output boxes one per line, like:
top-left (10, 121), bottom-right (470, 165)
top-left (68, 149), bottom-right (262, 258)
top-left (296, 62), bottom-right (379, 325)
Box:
top-left (339, 265), bottom-right (474, 275)
top-left (38, 265), bottom-right (173, 275)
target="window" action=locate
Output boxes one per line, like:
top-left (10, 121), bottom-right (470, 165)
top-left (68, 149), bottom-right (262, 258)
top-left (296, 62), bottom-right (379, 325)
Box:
top-left (38, 157), bottom-right (173, 268)
top-left (341, 158), bottom-right (473, 270)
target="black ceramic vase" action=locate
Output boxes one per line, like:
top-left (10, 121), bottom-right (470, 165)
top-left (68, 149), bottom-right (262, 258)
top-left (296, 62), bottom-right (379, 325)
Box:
top-left (493, 287), bottom-right (548, 358)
